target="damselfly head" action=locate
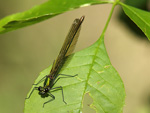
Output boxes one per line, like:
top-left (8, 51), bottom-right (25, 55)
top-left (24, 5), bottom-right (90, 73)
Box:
top-left (38, 86), bottom-right (49, 95)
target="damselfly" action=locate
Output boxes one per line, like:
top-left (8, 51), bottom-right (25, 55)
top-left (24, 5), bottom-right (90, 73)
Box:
top-left (26, 16), bottom-right (85, 107)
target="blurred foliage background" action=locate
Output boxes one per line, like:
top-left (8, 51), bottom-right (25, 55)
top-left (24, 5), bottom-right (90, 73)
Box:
top-left (0, 0), bottom-right (150, 113)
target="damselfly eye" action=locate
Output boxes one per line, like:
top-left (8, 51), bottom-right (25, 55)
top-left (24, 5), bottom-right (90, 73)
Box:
top-left (38, 86), bottom-right (42, 91)
top-left (45, 88), bottom-right (48, 92)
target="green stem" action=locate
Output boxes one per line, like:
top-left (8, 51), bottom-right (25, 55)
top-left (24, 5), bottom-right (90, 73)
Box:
top-left (100, 1), bottom-right (119, 38)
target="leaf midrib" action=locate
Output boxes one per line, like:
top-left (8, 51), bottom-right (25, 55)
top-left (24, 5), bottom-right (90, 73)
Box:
top-left (80, 38), bottom-right (103, 112)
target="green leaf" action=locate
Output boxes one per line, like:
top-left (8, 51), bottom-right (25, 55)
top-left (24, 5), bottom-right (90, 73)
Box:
top-left (24, 36), bottom-right (125, 113)
top-left (120, 2), bottom-right (150, 40)
top-left (0, 0), bottom-right (113, 34)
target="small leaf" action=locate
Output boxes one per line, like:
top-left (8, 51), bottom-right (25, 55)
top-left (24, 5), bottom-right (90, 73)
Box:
top-left (0, 0), bottom-right (112, 34)
top-left (121, 3), bottom-right (150, 40)
top-left (24, 36), bottom-right (125, 113)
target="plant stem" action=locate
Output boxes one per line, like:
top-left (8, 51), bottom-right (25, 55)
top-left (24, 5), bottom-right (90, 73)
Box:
top-left (100, 1), bottom-right (118, 38)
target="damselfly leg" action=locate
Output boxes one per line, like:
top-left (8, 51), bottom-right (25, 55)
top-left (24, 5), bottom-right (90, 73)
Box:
top-left (32, 75), bottom-right (48, 85)
top-left (43, 86), bottom-right (66, 107)
top-left (25, 87), bottom-right (38, 99)
top-left (53, 74), bottom-right (78, 85)
top-left (26, 74), bottom-right (77, 102)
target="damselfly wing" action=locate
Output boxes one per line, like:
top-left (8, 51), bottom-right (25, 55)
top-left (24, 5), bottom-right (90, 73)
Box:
top-left (48, 16), bottom-right (85, 84)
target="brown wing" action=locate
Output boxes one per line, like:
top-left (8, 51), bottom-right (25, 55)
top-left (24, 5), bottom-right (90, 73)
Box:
top-left (48, 16), bottom-right (85, 79)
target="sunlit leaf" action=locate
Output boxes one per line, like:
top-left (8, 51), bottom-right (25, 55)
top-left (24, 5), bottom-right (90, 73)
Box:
top-left (121, 3), bottom-right (150, 40)
top-left (24, 36), bottom-right (125, 113)
top-left (0, 0), bottom-right (113, 34)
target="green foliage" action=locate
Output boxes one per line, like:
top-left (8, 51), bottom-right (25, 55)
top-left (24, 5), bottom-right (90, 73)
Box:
top-left (0, 0), bottom-right (111, 34)
top-left (120, 2), bottom-right (150, 40)
top-left (24, 37), bottom-right (125, 113)
top-left (0, 0), bottom-right (149, 113)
